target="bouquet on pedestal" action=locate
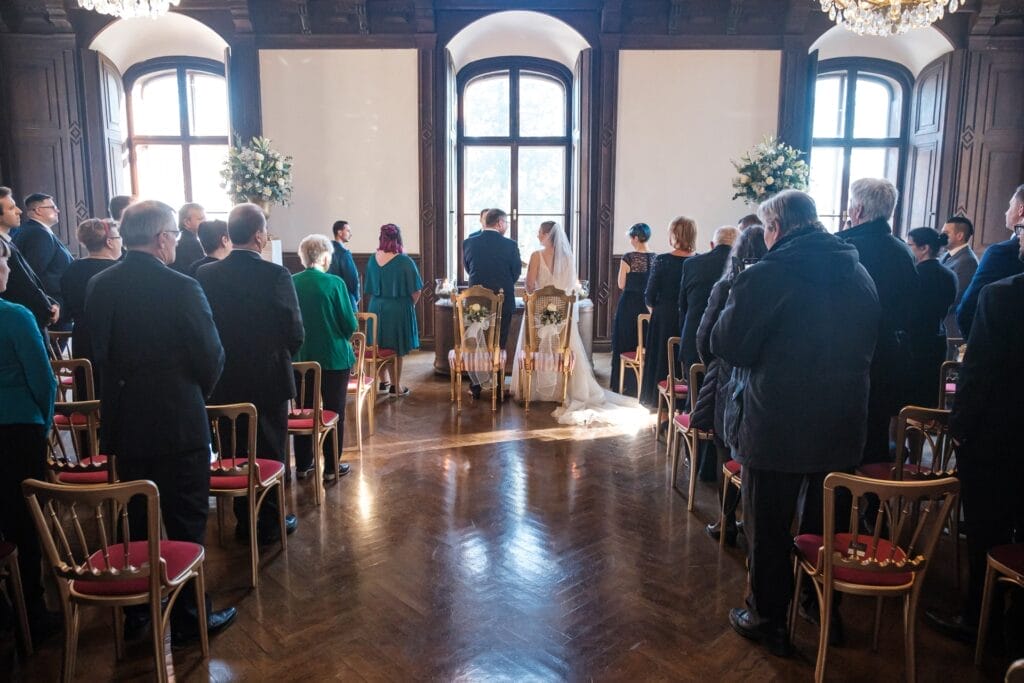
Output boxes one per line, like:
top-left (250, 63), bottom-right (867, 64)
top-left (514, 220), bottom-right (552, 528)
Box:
top-left (731, 136), bottom-right (809, 205)
top-left (221, 136), bottom-right (293, 212)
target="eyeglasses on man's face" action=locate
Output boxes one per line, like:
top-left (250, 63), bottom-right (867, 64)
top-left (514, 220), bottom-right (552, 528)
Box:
top-left (161, 229), bottom-right (182, 242)
top-left (34, 204), bottom-right (58, 212)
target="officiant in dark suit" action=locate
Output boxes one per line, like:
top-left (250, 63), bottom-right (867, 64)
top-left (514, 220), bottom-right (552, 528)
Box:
top-left (939, 216), bottom-right (978, 340)
top-left (328, 219), bottom-right (360, 309)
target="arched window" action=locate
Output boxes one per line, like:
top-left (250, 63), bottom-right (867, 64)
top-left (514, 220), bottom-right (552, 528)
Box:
top-left (808, 59), bottom-right (911, 232)
top-left (124, 58), bottom-right (230, 218)
top-left (457, 58), bottom-right (572, 280)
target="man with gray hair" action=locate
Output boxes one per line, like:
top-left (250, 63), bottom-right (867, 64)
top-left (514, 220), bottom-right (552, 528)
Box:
top-left (712, 189), bottom-right (879, 657)
top-left (678, 225), bottom-right (739, 371)
top-left (170, 202), bottom-right (206, 274)
top-left (840, 178), bottom-right (917, 465)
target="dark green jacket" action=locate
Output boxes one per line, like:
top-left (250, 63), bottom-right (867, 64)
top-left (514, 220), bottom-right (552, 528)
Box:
top-left (293, 268), bottom-right (357, 370)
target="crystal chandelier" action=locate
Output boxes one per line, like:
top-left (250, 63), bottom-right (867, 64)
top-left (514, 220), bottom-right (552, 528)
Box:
top-left (820, 0), bottom-right (966, 35)
top-left (77, 0), bottom-right (181, 19)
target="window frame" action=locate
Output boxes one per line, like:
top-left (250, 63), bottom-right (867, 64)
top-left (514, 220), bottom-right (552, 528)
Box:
top-left (810, 57), bottom-right (913, 231)
top-left (455, 57), bottom-right (573, 283)
top-left (123, 56), bottom-right (229, 205)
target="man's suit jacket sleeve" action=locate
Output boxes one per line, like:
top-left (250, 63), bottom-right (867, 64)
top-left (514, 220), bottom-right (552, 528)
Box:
top-left (5, 246), bottom-right (54, 327)
top-left (340, 249), bottom-right (360, 304)
top-left (14, 228), bottom-right (56, 287)
top-left (957, 243), bottom-right (1007, 337)
top-left (178, 278), bottom-right (224, 398)
top-left (276, 267), bottom-right (305, 355)
top-left (463, 238), bottom-right (473, 277)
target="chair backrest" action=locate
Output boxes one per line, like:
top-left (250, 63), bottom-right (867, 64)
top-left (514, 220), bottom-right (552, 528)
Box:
top-left (21, 478), bottom-right (163, 594)
top-left (689, 362), bottom-right (706, 398)
top-left (46, 330), bottom-right (73, 361)
top-left (452, 285), bottom-right (504, 355)
top-left (48, 400), bottom-right (112, 480)
top-left (636, 313), bottom-right (651, 358)
top-left (821, 473), bottom-right (960, 584)
top-left (523, 285), bottom-right (576, 355)
top-left (666, 336), bottom-right (682, 389)
top-left (292, 361), bottom-right (324, 425)
top-left (938, 360), bottom-right (960, 409)
top-left (208, 403), bottom-right (260, 491)
top-left (893, 406), bottom-right (957, 479)
top-left (356, 312), bottom-right (378, 350)
top-left (51, 358), bottom-right (94, 402)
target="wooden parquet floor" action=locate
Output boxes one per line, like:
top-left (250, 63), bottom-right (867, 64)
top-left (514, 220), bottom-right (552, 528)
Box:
top-left (1, 353), bottom-right (1002, 681)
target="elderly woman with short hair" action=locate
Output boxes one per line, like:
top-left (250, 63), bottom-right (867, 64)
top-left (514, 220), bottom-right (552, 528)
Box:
top-left (292, 234), bottom-right (358, 479)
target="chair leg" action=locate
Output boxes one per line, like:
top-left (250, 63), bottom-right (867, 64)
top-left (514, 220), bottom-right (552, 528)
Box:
top-left (249, 499), bottom-right (259, 589)
top-left (195, 564), bottom-right (210, 658)
top-left (975, 560), bottom-right (996, 667)
top-left (216, 497), bottom-right (226, 546)
top-left (456, 366), bottom-right (462, 413)
top-left (491, 368), bottom-right (498, 412)
top-left (331, 428), bottom-right (340, 479)
top-left (6, 554), bottom-right (32, 656)
top-left (951, 503), bottom-right (962, 591)
top-left (277, 483), bottom-right (287, 553)
top-left (635, 364), bottom-right (643, 400)
top-left (618, 362), bottom-right (625, 394)
top-left (687, 434), bottom-right (699, 513)
top-left (111, 607), bottom-right (124, 660)
top-left (815, 586), bottom-right (833, 683)
top-left (367, 386), bottom-right (375, 436)
top-left (524, 368), bottom-right (532, 414)
top-left (719, 472), bottom-right (729, 550)
top-left (150, 597), bottom-right (167, 683)
top-left (313, 431), bottom-right (324, 506)
top-left (355, 394), bottom-right (364, 452)
top-left (872, 596), bottom-right (884, 652)
top-left (905, 592), bottom-right (919, 683)
top-left (788, 558), bottom-right (803, 641)
top-left (61, 604), bottom-right (80, 683)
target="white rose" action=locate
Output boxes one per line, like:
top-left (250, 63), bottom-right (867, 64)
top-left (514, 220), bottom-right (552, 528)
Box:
top-left (775, 155), bottom-right (785, 166)
top-left (739, 174), bottom-right (750, 185)
top-left (262, 187), bottom-right (272, 196)
top-left (254, 152), bottom-right (264, 162)
top-left (275, 161), bottom-right (283, 170)
top-left (764, 177), bottom-right (774, 185)
top-left (546, 303), bottom-right (557, 312)
top-left (784, 168), bottom-right (793, 176)
top-left (470, 303), bottom-right (481, 312)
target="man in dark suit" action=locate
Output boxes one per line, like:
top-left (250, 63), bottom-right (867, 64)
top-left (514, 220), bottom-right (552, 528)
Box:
top-left (14, 192), bottom-right (73, 326)
top-left (678, 225), bottom-right (738, 371)
top-left (108, 195), bottom-right (133, 225)
top-left (188, 219), bottom-right (231, 276)
top-left (839, 178), bottom-right (918, 465)
top-left (463, 208), bottom-right (522, 398)
top-left (926, 237), bottom-right (1024, 643)
top-left (169, 202), bottom-right (206, 274)
top-left (956, 185), bottom-right (1024, 338)
top-left (940, 216), bottom-right (979, 340)
top-left (197, 203), bottom-right (303, 543)
top-left (84, 200), bottom-right (235, 641)
top-left (328, 219), bottom-right (360, 309)
top-left (0, 187), bottom-right (58, 329)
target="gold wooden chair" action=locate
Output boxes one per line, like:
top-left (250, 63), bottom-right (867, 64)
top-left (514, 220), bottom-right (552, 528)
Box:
top-left (655, 337), bottom-right (688, 453)
top-left (0, 541), bottom-right (32, 656)
top-left (288, 361), bottom-right (338, 504)
top-left (356, 311), bottom-right (398, 396)
top-left (671, 362), bottom-right (715, 512)
top-left (939, 360), bottom-right (960, 409)
top-left (719, 459), bottom-right (743, 548)
top-left (449, 285), bottom-right (506, 412)
top-left (976, 544), bottom-right (1024, 667)
top-left (49, 400), bottom-right (115, 486)
top-left (789, 473), bottom-right (959, 683)
top-left (345, 331), bottom-right (373, 450)
top-left (22, 478), bottom-right (209, 683)
top-left (618, 313), bottom-right (650, 398)
top-left (208, 403), bottom-right (287, 589)
top-left (51, 358), bottom-right (93, 403)
top-left (518, 285), bottom-right (576, 414)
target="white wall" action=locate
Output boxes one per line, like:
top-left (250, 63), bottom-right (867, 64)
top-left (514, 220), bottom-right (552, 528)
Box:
top-left (90, 13), bottom-right (227, 75)
top-left (447, 11), bottom-right (590, 72)
top-left (810, 26), bottom-right (952, 77)
top-left (614, 51), bottom-right (781, 254)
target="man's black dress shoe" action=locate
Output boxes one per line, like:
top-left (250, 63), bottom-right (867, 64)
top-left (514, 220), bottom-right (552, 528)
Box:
top-left (705, 521), bottom-right (738, 547)
top-left (295, 463), bottom-right (315, 480)
top-left (729, 608), bottom-right (793, 657)
top-left (470, 384), bottom-right (482, 400)
top-left (258, 513), bottom-right (298, 545)
top-left (325, 462), bottom-right (351, 480)
top-left (798, 602), bottom-right (845, 646)
top-left (924, 610), bottom-right (976, 644)
top-left (172, 607), bottom-right (237, 645)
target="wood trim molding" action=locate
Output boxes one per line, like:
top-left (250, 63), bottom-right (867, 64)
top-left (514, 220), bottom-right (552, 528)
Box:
top-left (592, 36), bottom-right (620, 345)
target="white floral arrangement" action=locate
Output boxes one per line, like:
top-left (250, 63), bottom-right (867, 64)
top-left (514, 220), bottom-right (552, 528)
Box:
top-left (464, 302), bottom-right (490, 324)
top-left (540, 303), bottom-right (565, 326)
top-left (731, 136), bottom-right (809, 205)
top-left (221, 136), bottom-right (293, 206)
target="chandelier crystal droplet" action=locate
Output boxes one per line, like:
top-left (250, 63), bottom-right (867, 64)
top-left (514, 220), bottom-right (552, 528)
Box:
top-left (77, 0), bottom-right (181, 19)
top-left (819, 0), bottom-right (965, 35)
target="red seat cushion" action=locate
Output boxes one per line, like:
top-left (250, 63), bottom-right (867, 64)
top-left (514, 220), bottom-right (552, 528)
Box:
top-left (54, 412), bottom-right (90, 427)
top-left (72, 540), bottom-right (203, 596)
top-left (989, 544), bottom-right (1024, 575)
top-left (724, 459), bottom-right (741, 476)
top-left (673, 412), bottom-right (691, 429)
top-left (856, 462), bottom-right (927, 480)
top-left (794, 533), bottom-right (913, 586)
top-left (346, 376), bottom-right (375, 393)
top-left (657, 380), bottom-right (688, 395)
top-left (210, 458), bottom-right (285, 489)
top-left (59, 375), bottom-right (74, 387)
top-left (54, 455), bottom-right (109, 484)
top-left (620, 351), bottom-right (637, 361)
top-left (287, 409), bottom-right (340, 430)
top-left (377, 348), bottom-right (396, 359)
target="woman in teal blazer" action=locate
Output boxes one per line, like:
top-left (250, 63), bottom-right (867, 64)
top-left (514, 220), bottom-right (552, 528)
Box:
top-left (0, 236), bottom-right (57, 625)
top-left (293, 234), bottom-right (358, 479)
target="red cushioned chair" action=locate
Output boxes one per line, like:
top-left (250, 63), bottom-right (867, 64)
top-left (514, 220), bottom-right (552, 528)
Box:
top-left (48, 400), bottom-right (116, 486)
top-left (344, 331), bottom-right (374, 451)
top-left (718, 459), bottom-right (742, 549)
top-left (519, 286), bottom-right (577, 414)
top-left (288, 361), bottom-right (339, 505)
top-left (22, 478), bottom-right (209, 683)
top-left (976, 544), bottom-right (1024, 667)
top-left (46, 329), bottom-right (73, 361)
top-left (357, 311), bottom-right (398, 396)
top-left (789, 473), bottom-right (960, 683)
top-left (449, 285), bottom-right (506, 412)
top-left (671, 362), bottom-right (714, 512)
top-left (209, 403), bottom-right (287, 589)
top-left (0, 541), bottom-right (32, 657)
top-left (618, 313), bottom-right (650, 399)
top-left (655, 336), bottom-right (688, 453)
top-left (51, 357), bottom-right (93, 404)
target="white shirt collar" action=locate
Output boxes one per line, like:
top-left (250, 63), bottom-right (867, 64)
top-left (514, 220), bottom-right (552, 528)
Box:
top-left (947, 243), bottom-right (968, 257)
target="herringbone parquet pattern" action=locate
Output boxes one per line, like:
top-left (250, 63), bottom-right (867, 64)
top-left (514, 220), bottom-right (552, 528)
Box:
top-left (2, 353), bottom-right (994, 681)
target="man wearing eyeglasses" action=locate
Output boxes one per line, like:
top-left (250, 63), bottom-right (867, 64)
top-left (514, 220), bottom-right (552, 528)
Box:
top-left (13, 193), bottom-right (73, 327)
top-left (170, 202), bottom-right (207, 274)
top-left (0, 187), bottom-right (58, 329)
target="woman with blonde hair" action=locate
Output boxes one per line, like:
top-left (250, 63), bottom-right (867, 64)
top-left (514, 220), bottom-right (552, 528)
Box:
top-left (639, 216), bottom-right (697, 409)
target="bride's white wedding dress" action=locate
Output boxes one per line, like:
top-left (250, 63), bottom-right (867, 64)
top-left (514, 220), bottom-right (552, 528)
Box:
top-left (511, 251), bottom-right (649, 427)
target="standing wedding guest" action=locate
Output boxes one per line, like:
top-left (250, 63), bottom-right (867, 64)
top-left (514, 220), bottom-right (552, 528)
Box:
top-left (737, 214), bottom-right (761, 231)
top-left (108, 195), bottom-right (134, 225)
top-left (84, 200), bottom-right (235, 642)
top-left (678, 225), bottom-right (738, 372)
top-left (956, 185), bottom-right (1024, 338)
top-left (328, 220), bottom-right (360, 310)
top-left (197, 203), bottom-right (302, 542)
top-left (0, 187), bottom-right (58, 329)
top-left (639, 216), bottom-right (696, 410)
top-left (939, 216), bottom-right (978, 340)
top-left (60, 219), bottom-right (120, 358)
top-left (905, 227), bottom-right (956, 408)
top-left (365, 223), bottom-right (422, 397)
top-left (839, 178), bottom-right (917, 465)
top-left (463, 208), bottom-right (521, 399)
top-left (292, 234), bottom-right (357, 479)
top-left (694, 226), bottom-right (767, 544)
top-left (713, 190), bottom-right (879, 657)
top-left (15, 193), bottom-right (73, 327)
top-left (188, 220), bottom-right (231, 276)
top-left (610, 222), bottom-right (655, 395)
top-left (0, 237), bottom-right (58, 641)
top-left (169, 202), bottom-right (206, 274)
top-left (926, 233), bottom-right (1024, 643)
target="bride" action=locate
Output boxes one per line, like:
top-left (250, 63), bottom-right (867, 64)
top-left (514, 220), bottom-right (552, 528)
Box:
top-left (511, 221), bottom-right (649, 427)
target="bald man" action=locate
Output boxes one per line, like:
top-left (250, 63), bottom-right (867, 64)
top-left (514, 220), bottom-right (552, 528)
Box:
top-left (678, 225), bottom-right (740, 371)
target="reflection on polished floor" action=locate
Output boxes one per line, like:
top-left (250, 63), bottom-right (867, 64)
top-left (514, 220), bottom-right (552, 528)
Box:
top-left (3, 353), bottom-right (991, 681)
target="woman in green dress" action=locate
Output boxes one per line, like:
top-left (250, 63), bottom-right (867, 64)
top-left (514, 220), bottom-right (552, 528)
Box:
top-left (364, 223), bottom-right (422, 397)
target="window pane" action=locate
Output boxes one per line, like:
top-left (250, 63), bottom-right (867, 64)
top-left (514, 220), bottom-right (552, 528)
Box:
top-left (809, 146), bottom-right (844, 232)
top-left (517, 214), bottom-right (565, 263)
top-left (464, 74), bottom-right (509, 137)
top-left (853, 76), bottom-right (899, 138)
top-left (131, 70), bottom-right (180, 136)
top-left (518, 147), bottom-right (565, 214)
top-left (135, 144), bottom-right (185, 208)
top-left (813, 74), bottom-right (846, 139)
top-left (188, 145), bottom-right (231, 217)
top-left (519, 73), bottom-right (565, 137)
top-left (849, 147), bottom-right (899, 189)
top-left (463, 146), bottom-right (511, 214)
top-left (187, 71), bottom-right (229, 137)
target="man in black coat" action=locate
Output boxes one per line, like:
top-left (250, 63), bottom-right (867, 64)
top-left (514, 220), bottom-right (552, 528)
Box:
top-left (14, 193), bottom-right (73, 323)
top-left (84, 200), bottom-right (235, 640)
top-left (839, 178), bottom-right (917, 464)
top-left (926, 241), bottom-right (1024, 643)
top-left (197, 203), bottom-right (304, 543)
top-left (328, 219), bottom-right (360, 310)
top-left (169, 202), bottom-right (206, 274)
top-left (678, 225), bottom-right (738, 371)
top-left (712, 190), bottom-right (880, 657)
top-left (0, 187), bottom-right (58, 329)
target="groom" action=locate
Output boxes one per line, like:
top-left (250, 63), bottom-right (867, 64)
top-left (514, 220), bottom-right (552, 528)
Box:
top-left (463, 208), bottom-right (522, 397)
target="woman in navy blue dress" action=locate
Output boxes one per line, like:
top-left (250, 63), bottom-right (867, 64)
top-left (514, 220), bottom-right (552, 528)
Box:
top-left (610, 223), bottom-right (655, 395)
